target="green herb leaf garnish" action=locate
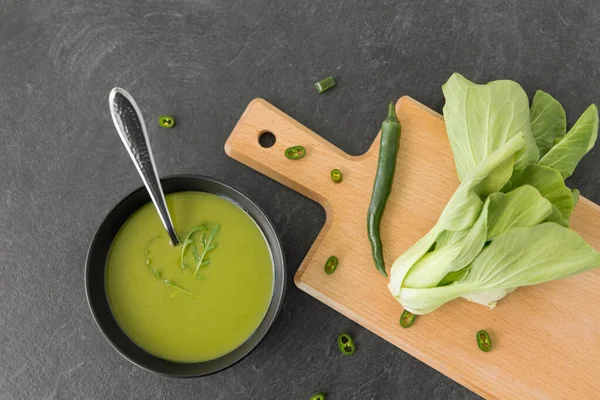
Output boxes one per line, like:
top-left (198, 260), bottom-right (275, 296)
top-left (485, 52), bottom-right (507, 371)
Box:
top-left (143, 224), bottom-right (221, 299)
top-left (193, 224), bottom-right (220, 278)
top-left (180, 225), bottom-right (207, 270)
top-left (144, 234), bottom-right (201, 299)
top-left (163, 279), bottom-right (201, 299)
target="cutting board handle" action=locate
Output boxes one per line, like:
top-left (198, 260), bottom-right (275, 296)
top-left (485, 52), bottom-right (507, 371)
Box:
top-left (225, 99), bottom-right (368, 210)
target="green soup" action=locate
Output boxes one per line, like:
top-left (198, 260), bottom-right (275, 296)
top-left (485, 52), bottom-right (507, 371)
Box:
top-left (106, 191), bottom-right (273, 363)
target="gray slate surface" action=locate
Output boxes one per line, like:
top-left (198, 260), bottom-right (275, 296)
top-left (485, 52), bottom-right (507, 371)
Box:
top-left (1, 1), bottom-right (599, 399)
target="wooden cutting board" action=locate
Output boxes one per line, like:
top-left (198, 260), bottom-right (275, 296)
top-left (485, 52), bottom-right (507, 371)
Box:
top-left (224, 97), bottom-right (600, 399)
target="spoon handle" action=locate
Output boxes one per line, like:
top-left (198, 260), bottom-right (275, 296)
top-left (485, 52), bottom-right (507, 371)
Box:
top-left (109, 87), bottom-right (180, 246)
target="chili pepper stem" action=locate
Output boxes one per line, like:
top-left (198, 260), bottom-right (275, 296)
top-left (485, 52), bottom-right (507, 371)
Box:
top-left (387, 101), bottom-right (398, 121)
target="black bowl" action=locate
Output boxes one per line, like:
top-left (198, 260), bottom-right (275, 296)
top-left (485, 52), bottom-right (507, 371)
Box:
top-left (85, 175), bottom-right (286, 377)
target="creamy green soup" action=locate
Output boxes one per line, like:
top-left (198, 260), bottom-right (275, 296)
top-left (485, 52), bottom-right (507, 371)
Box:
top-left (106, 191), bottom-right (273, 363)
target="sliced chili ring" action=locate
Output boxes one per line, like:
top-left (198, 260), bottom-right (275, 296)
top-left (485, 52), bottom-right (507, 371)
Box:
top-left (284, 145), bottom-right (306, 160)
top-left (324, 256), bottom-right (338, 274)
top-left (337, 333), bottom-right (355, 355)
top-left (158, 115), bottom-right (175, 128)
top-left (399, 310), bottom-right (416, 328)
top-left (330, 169), bottom-right (343, 183)
top-left (476, 330), bottom-right (492, 352)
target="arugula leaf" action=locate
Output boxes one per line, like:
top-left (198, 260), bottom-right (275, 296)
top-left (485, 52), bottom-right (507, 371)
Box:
top-left (530, 90), bottom-right (567, 157)
top-left (539, 104), bottom-right (598, 178)
top-left (180, 225), bottom-right (207, 270)
top-left (193, 224), bottom-right (220, 278)
top-left (143, 235), bottom-right (201, 299)
top-left (442, 73), bottom-right (538, 182)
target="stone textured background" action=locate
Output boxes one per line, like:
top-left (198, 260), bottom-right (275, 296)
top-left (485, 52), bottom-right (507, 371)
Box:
top-left (1, 1), bottom-right (599, 399)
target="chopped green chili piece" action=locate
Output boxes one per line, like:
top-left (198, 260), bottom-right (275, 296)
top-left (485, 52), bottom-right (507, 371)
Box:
top-left (337, 333), bottom-right (355, 355)
top-left (324, 256), bottom-right (338, 274)
top-left (330, 169), bottom-right (343, 183)
top-left (309, 392), bottom-right (326, 400)
top-left (158, 115), bottom-right (175, 128)
top-left (476, 330), bottom-right (492, 352)
top-left (399, 310), bottom-right (416, 328)
top-left (314, 76), bottom-right (336, 93)
top-left (284, 145), bottom-right (306, 160)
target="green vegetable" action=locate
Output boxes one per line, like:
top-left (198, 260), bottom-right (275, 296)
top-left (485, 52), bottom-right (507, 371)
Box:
top-left (145, 235), bottom-right (200, 299)
top-left (158, 115), bottom-right (175, 128)
top-left (324, 256), bottom-right (338, 274)
top-left (367, 102), bottom-right (402, 277)
top-left (397, 135), bottom-right (526, 290)
top-left (309, 392), bottom-right (326, 400)
top-left (285, 146), bottom-right (306, 160)
top-left (571, 188), bottom-right (580, 207)
top-left (314, 76), bottom-right (336, 93)
top-left (504, 164), bottom-right (574, 220)
top-left (530, 90), bottom-right (566, 157)
top-left (330, 169), bottom-right (343, 183)
top-left (539, 104), bottom-right (599, 178)
top-left (337, 333), bottom-right (355, 355)
top-left (180, 226), bottom-right (207, 270)
top-left (177, 224), bottom-right (220, 279)
top-left (388, 73), bottom-right (600, 315)
top-left (442, 74), bottom-right (539, 182)
top-left (193, 225), bottom-right (220, 278)
top-left (399, 310), bottom-right (416, 328)
top-left (162, 279), bottom-right (201, 299)
top-left (476, 330), bottom-right (492, 352)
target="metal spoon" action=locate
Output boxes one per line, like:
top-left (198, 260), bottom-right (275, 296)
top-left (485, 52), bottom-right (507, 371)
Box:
top-left (108, 87), bottom-right (180, 246)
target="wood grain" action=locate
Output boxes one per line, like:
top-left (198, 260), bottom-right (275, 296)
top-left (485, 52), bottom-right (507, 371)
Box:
top-left (225, 97), bottom-right (600, 400)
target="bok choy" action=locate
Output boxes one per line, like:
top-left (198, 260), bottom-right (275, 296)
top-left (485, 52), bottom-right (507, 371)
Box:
top-left (388, 73), bottom-right (600, 315)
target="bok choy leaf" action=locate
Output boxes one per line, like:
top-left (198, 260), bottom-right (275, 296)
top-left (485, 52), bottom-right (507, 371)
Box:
top-left (388, 73), bottom-right (600, 315)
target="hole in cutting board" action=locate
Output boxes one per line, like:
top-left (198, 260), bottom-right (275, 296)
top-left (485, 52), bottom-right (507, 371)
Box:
top-left (258, 131), bottom-right (276, 148)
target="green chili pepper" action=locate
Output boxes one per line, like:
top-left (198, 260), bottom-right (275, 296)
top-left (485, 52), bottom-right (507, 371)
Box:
top-left (309, 392), bottom-right (326, 400)
top-left (330, 169), bottom-right (343, 183)
top-left (337, 333), bottom-right (355, 355)
top-left (399, 310), bottom-right (416, 328)
top-left (158, 115), bottom-right (175, 128)
top-left (367, 102), bottom-right (401, 277)
top-left (324, 256), bottom-right (338, 274)
top-left (314, 76), bottom-right (336, 93)
top-left (476, 330), bottom-right (492, 352)
top-left (285, 145), bottom-right (306, 160)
